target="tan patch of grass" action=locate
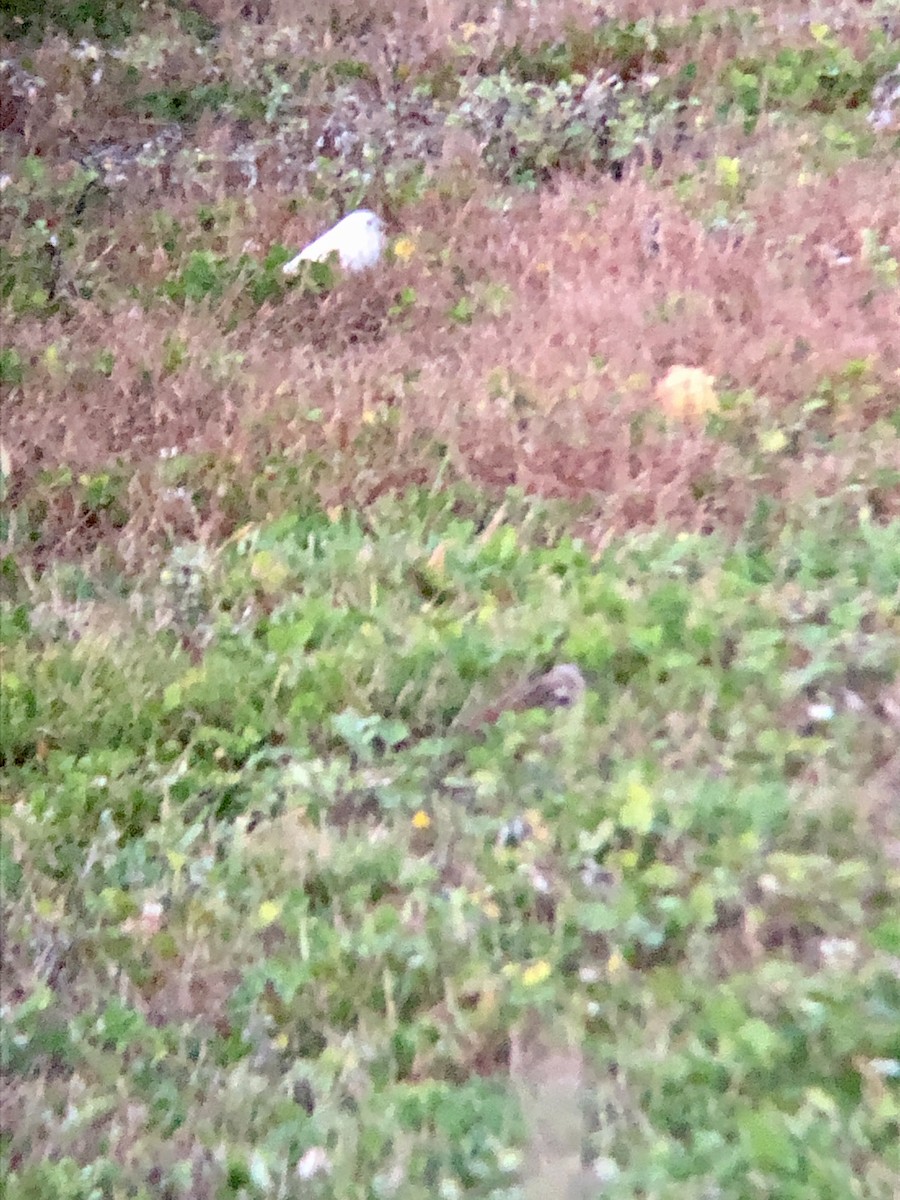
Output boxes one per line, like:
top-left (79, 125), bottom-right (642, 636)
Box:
top-left (5, 150), bottom-right (897, 564)
top-left (2, 0), bottom-right (897, 568)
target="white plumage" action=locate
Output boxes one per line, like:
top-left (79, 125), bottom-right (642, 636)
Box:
top-left (283, 209), bottom-right (386, 276)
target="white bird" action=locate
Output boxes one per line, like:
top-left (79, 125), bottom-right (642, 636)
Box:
top-left (282, 209), bottom-right (386, 277)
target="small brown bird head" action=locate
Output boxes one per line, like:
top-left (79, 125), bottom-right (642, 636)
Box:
top-left (526, 663), bottom-right (586, 710)
top-left (464, 662), bottom-right (587, 729)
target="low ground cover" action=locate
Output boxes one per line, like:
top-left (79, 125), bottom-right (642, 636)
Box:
top-left (2, 3), bottom-right (899, 1197)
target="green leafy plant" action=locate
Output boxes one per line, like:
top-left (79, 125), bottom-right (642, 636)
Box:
top-left (450, 69), bottom-right (679, 184)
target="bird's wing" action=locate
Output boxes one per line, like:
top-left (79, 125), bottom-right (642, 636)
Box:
top-left (297, 228), bottom-right (341, 262)
top-left (283, 228), bottom-right (342, 276)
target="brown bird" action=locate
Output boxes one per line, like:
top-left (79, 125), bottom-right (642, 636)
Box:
top-left (461, 663), bottom-right (586, 730)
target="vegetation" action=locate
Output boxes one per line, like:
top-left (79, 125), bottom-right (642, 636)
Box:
top-left (2, 2), bottom-right (899, 1197)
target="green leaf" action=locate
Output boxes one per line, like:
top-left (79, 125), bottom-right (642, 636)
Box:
top-left (715, 155), bottom-right (741, 190)
top-left (618, 775), bottom-right (655, 834)
top-left (870, 918), bottom-right (900, 956)
top-left (250, 549), bottom-right (291, 593)
top-left (739, 1105), bottom-right (799, 1173)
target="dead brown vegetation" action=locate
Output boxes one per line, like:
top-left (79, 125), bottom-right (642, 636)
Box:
top-left (2, 1), bottom-right (898, 567)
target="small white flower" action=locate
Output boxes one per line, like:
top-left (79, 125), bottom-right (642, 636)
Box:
top-left (283, 209), bottom-right (386, 277)
top-left (869, 1059), bottom-right (900, 1078)
top-left (819, 937), bottom-right (858, 968)
top-left (593, 1157), bottom-right (621, 1184)
top-left (296, 1147), bottom-right (331, 1180)
top-left (161, 487), bottom-right (190, 504)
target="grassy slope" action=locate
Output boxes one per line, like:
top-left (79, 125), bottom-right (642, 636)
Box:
top-left (2, 2), bottom-right (899, 1198)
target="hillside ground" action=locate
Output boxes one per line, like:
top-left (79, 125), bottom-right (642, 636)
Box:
top-left (2, 3), bottom-right (899, 1198)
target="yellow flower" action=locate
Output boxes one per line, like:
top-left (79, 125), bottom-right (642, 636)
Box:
top-left (258, 900), bottom-right (282, 926)
top-left (655, 365), bottom-right (719, 422)
top-left (250, 549), bottom-right (290, 593)
top-left (521, 960), bottom-right (552, 988)
top-left (607, 950), bottom-right (625, 977)
top-left (411, 809), bottom-right (431, 830)
top-left (393, 237), bottom-right (416, 263)
top-left (524, 809), bottom-right (550, 843)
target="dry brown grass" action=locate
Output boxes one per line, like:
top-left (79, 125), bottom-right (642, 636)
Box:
top-left (7, 158), bottom-right (897, 549)
top-left (2, 0), bottom-right (898, 567)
